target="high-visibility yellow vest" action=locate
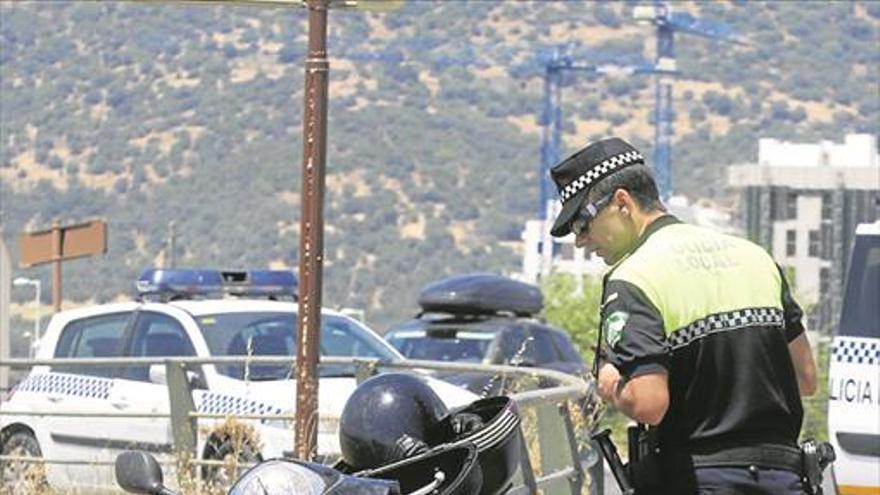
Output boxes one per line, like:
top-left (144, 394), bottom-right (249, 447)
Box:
top-left (608, 223), bottom-right (784, 342)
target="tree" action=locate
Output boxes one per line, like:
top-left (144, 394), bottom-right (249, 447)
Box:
top-left (801, 340), bottom-right (830, 442)
top-left (542, 272), bottom-right (635, 448)
top-left (541, 272), bottom-right (603, 363)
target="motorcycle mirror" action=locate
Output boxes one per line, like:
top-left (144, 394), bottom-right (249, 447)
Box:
top-left (115, 450), bottom-right (174, 495)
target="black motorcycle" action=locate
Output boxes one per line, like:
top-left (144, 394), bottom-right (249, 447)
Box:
top-left (115, 443), bottom-right (480, 495)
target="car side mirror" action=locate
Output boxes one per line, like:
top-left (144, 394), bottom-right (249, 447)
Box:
top-left (149, 365), bottom-right (205, 390)
top-left (115, 450), bottom-right (172, 495)
top-left (148, 365), bottom-right (167, 385)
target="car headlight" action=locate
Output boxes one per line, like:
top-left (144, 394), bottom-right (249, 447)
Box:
top-left (229, 460), bottom-right (327, 495)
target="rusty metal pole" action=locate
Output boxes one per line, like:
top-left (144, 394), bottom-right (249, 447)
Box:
top-left (294, 0), bottom-right (330, 461)
top-left (51, 220), bottom-right (61, 313)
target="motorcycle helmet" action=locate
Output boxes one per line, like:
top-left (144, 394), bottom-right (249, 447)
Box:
top-left (339, 373), bottom-right (449, 470)
top-left (357, 443), bottom-right (483, 495)
top-left (435, 396), bottom-right (522, 495)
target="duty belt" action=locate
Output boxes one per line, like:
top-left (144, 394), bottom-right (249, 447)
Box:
top-left (689, 444), bottom-right (803, 473)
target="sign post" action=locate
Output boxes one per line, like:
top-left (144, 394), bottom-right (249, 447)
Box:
top-left (294, 0), bottom-right (330, 461)
top-left (19, 219), bottom-right (107, 312)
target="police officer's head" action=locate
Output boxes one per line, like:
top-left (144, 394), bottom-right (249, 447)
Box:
top-left (550, 137), bottom-right (665, 264)
top-left (339, 373), bottom-right (449, 470)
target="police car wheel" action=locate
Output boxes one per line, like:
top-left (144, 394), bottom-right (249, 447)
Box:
top-left (0, 431), bottom-right (47, 489)
top-left (201, 436), bottom-right (261, 488)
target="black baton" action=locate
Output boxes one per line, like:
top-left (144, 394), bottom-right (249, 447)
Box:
top-left (591, 428), bottom-right (635, 495)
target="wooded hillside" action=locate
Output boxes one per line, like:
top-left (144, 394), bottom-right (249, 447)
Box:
top-left (1, 1), bottom-right (877, 328)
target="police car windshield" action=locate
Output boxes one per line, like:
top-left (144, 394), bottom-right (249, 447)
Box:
top-left (386, 331), bottom-right (494, 363)
top-left (197, 312), bottom-right (399, 380)
top-left (839, 235), bottom-right (880, 338)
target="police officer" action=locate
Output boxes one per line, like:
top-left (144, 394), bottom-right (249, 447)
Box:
top-left (549, 137), bottom-right (818, 494)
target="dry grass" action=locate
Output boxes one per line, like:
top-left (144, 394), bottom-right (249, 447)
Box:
top-left (493, 366), bottom-right (605, 495)
top-left (176, 417), bottom-right (265, 495)
top-left (1, 418), bottom-right (264, 494)
top-left (3, 369), bottom-right (600, 494)
top-left (0, 462), bottom-right (51, 495)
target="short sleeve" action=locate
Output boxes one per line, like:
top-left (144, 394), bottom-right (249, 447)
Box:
top-left (777, 264), bottom-right (806, 342)
top-left (601, 279), bottom-right (669, 380)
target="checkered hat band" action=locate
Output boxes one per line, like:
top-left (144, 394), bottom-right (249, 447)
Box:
top-left (560, 150), bottom-right (644, 203)
top-left (668, 307), bottom-right (785, 350)
top-left (832, 337), bottom-right (880, 366)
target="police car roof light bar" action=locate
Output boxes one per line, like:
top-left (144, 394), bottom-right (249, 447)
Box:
top-left (136, 268), bottom-right (298, 301)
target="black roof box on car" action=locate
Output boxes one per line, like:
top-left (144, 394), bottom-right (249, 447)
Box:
top-left (417, 273), bottom-right (543, 317)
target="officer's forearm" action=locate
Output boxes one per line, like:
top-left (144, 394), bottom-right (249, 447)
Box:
top-left (788, 333), bottom-right (817, 396)
top-left (612, 373), bottom-right (669, 426)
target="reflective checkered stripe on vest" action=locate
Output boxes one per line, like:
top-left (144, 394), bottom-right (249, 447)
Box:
top-left (609, 224), bottom-right (784, 344)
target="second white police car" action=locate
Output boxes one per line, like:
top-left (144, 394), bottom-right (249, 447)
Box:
top-left (827, 222), bottom-right (880, 495)
top-left (0, 269), bottom-right (476, 492)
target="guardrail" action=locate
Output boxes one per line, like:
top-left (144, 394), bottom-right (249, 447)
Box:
top-left (0, 356), bottom-right (605, 495)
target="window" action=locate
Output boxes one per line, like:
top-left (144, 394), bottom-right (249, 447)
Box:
top-left (386, 329), bottom-right (493, 363)
top-left (821, 223), bottom-right (833, 259)
top-left (808, 230), bottom-right (820, 257)
top-left (53, 312), bottom-right (132, 377)
top-left (550, 330), bottom-right (584, 365)
top-left (321, 317), bottom-right (395, 360)
top-left (768, 189), bottom-right (780, 221)
top-left (786, 192), bottom-right (798, 220)
top-left (124, 312), bottom-right (195, 382)
top-left (786, 230), bottom-right (797, 257)
top-left (197, 312), bottom-right (399, 379)
top-left (819, 267), bottom-right (830, 296)
top-left (530, 328), bottom-right (561, 365)
top-left (838, 236), bottom-right (880, 338)
top-left (496, 327), bottom-right (535, 366)
top-left (821, 193), bottom-right (832, 221)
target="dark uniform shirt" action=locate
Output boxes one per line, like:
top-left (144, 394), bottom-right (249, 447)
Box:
top-left (600, 215), bottom-right (805, 460)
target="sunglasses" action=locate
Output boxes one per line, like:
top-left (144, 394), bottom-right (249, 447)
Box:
top-left (571, 193), bottom-right (614, 237)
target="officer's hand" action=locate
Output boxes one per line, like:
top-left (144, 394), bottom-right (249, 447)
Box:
top-left (597, 363), bottom-right (622, 402)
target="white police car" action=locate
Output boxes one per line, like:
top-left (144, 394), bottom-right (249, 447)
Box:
top-left (827, 222), bottom-right (880, 495)
top-left (0, 269), bottom-right (476, 492)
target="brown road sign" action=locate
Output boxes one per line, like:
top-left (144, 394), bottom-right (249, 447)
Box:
top-left (19, 219), bottom-right (107, 267)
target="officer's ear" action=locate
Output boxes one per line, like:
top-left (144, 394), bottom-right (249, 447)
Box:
top-left (613, 188), bottom-right (631, 215)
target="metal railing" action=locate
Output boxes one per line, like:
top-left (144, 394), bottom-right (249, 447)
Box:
top-left (0, 356), bottom-right (604, 494)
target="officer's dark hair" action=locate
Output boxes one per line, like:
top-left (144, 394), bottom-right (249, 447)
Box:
top-left (587, 164), bottom-right (665, 212)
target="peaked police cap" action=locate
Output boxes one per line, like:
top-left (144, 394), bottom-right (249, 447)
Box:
top-left (549, 137), bottom-right (644, 237)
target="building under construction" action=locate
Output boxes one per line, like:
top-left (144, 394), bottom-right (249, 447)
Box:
top-left (728, 133), bottom-right (880, 332)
